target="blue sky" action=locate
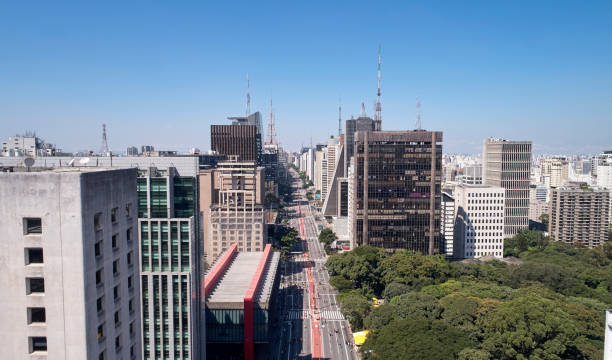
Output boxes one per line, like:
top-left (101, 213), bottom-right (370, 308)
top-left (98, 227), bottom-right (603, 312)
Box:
top-left (1, 1), bottom-right (611, 154)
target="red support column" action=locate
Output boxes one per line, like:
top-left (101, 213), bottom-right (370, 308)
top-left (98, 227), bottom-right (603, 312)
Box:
top-left (244, 244), bottom-right (272, 360)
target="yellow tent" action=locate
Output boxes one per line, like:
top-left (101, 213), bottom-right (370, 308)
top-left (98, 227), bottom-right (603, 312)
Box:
top-left (353, 330), bottom-right (370, 346)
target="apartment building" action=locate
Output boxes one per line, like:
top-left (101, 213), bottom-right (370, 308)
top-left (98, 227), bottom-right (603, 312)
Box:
top-left (453, 185), bottom-right (505, 259)
top-left (0, 168), bottom-right (141, 360)
top-left (549, 186), bottom-right (610, 248)
top-left (541, 157), bottom-right (569, 188)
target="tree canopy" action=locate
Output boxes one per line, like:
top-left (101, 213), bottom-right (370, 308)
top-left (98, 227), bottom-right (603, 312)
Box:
top-left (325, 231), bottom-right (610, 359)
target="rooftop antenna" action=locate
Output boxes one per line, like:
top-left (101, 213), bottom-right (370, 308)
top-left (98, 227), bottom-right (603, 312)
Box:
top-left (375, 44), bottom-right (382, 131)
top-left (361, 102), bottom-right (367, 117)
top-left (415, 99), bottom-right (422, 130)
top-left (265, 98), bottom-right (278, 145)
top-left (246, 73), bottom-right (251, 117)
top-left (338, 97), bottom-right (342, 138)
top-left (100, 124), bottom-right (110, 155)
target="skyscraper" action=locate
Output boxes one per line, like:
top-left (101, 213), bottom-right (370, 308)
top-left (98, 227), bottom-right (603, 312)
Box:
top-left (0, 168), bottom-right (141, 360)
top-left (350, 130), bottom-right (443, 254)
top-left (482, 138), bottom-right (532, 236)
top-left (344, 116), bottom-right (375, 175)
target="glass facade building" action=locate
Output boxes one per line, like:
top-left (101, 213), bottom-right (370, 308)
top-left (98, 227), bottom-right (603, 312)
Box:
top-left (137, 167), bottom-right (203, 360)
top-left (351, 130), bottom-right (443, 254)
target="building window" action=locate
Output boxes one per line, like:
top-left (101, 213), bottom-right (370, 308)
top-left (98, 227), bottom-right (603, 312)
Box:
top-left (99, 351), bottom-right (105, 360)
top-left (129, 321), bottom-right (135, 335)
top-left (128, 275), bottom-right (133, 290)
top-left (26, 278), bottom-right (45, 294)
top-left (126, 228), bottom-right (132, 242)
top-left (29, 337), bottom-right (47, 353)
top-left (114, 310), bottom-right (120, 327)
top-left (111, 208), bottom-right (118, 223)
top-left (95, 240), bottom-right (103, 258)
top-left (129, 299), bottom-right (134, 313)
top-left (24, 218), bottom-right (42, 234)
top-left (112, 234), bottom-right (119, 250)
top-left (28, 307), bottom-right (46, 324)
top-left (97, 323), bottom-right (105, 341)
top-left (94, 213), bottom-right (103, 230)
top-left (96, 269), bottom-right (104, 286)
top-left (113, 260), bottom-right (119, 276)
top-left (115, 335), bottom-right (121, 351)
top-left (114, 285), bottom-right (120, 301)
top-left (97, 296), bottom-right (104, 313)
top-left (25, 248), bottom-right (44, 265)
top-left (125, 203), bottom-right (132, 218)
top-left (127, 251), bottom-right (133, 266)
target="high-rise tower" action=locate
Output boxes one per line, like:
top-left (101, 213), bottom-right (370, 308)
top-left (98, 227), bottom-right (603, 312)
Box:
top-left (265, 99), bottom-right (277, 145)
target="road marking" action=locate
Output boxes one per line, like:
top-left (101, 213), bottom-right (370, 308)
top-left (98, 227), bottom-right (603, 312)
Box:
top-left (321, 310), bottom-right (345, 320)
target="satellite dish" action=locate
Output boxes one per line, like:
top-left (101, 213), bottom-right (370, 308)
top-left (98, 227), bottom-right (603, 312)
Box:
top-left (79, 157), bottom-right (91, 165)
top-left (24, 157), bottom-right (35, 167)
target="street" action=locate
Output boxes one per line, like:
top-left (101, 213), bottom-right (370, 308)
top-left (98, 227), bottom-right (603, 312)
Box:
top-left (269, 169), bottom-right (356, 360)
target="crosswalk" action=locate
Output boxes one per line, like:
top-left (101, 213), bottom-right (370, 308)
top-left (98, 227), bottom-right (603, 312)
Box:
top-left (286, 310), bottom-right (310, 320)
top-left (320, 310), bottom-right (345, 320)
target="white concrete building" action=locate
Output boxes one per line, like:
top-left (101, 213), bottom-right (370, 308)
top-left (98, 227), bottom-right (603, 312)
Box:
top-left (441, 192), bottom-right (455, 257)
top-left (0, 168), bottom-right (141, 360)
top-left (541, 157), bottom-right (569, 188)
top-left (453, 185), bottom-right (505, 259)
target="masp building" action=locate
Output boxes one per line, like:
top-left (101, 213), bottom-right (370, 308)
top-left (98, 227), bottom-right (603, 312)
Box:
top-left (204, 244), bottom-right (280, 360)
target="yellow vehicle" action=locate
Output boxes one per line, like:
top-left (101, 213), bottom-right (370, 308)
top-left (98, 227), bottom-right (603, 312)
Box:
top-left (353, 330), bottom-right (370, 346)
top-left (372, 297), bottom-right (384, 308)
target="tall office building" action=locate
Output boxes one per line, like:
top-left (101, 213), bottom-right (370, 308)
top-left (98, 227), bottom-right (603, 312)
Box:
top-left (127, 146), bottom-right (139, 156)
top-left (137, 167), bottom-right (204, 360)
top-left (541, 157), bottom-right (569, 188)
top-left (482, 138), bottom-right (532, 236)
top-left (344, 116), bottom-right (375, 175)
top-left (350, 130), bottom-right (443, 254)
top-left (453, 185), bottom-right (505, 259)
top-left (549, 185), bottom-right (610, 248)
top-left (200, 158), bottom-right (266, 263)
top-left (0, 168), bottom-right (141, 360)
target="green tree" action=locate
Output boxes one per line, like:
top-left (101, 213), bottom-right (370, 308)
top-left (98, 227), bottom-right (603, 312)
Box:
top-left (380, 250), bottom-right (452, 290)
top-left (390, 292), bottom-right (442, 320)
top-left (481, 292), bottom-right (578, 359)
top-left (382, 281), bottom-right (410, 300)
top-left (338, 292), bottom-right (371, 330)
top-left (361, 317), bottom-right (474, 360)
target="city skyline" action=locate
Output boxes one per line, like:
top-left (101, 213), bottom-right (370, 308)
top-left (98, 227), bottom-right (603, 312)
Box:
top-left (1, 1), bottom-right (612, 154)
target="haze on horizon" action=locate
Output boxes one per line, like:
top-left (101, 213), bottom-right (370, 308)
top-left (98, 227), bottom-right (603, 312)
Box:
top-left (1, 1), bottom-right (611, 154)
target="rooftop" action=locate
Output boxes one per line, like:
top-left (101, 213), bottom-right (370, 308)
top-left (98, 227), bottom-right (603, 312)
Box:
top-left (206, 250), bottom-right (279, 310)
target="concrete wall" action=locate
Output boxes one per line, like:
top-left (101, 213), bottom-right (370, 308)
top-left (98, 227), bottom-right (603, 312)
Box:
top-left (0, 168), bottom-right (140, 360)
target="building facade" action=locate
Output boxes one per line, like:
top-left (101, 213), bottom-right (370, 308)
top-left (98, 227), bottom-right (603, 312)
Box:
top-left (541, 157), bottom-right (569, 188)
top-left (549, 186), bottom-right (610, 248)
top-left (0, 168), bottom-right (141, 360)
top-left (453, 185), bottom-right (505, 259)
top-left (482, 138), bottom-right (532, 236)
top-left (137, 167), bottom-right (204, 360)
top-left (441, 192), bottom-right (455, 257)
top-left (200, 158), bottom-right (266, 263)
top-left (351, 130), bottom-right (443, 254)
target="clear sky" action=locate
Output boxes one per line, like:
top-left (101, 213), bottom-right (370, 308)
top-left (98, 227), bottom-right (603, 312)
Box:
top-left (1, 1), bottom-right (611, 154)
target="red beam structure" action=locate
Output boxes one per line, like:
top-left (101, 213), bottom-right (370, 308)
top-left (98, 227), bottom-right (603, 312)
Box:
top-left (203, 244), bottom-right (238, 298)
top-left (243, 244), bottom-right (273, 360)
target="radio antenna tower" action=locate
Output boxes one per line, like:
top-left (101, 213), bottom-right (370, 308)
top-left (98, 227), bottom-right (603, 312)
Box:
top-left (338, 97), bottom-right (342, 138)
top-left (361, 102), bottom-right (367, 117)
top-left (375, 44), bottom-right (382, 131)
top-left (415, 99), bottom-right (422, 131)
top-left (265, 98), bottom-right (278, 145)
top-left (100, 124), bottom-right (110, 155)
top-left (246, 74), bottom-right (251, 117)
